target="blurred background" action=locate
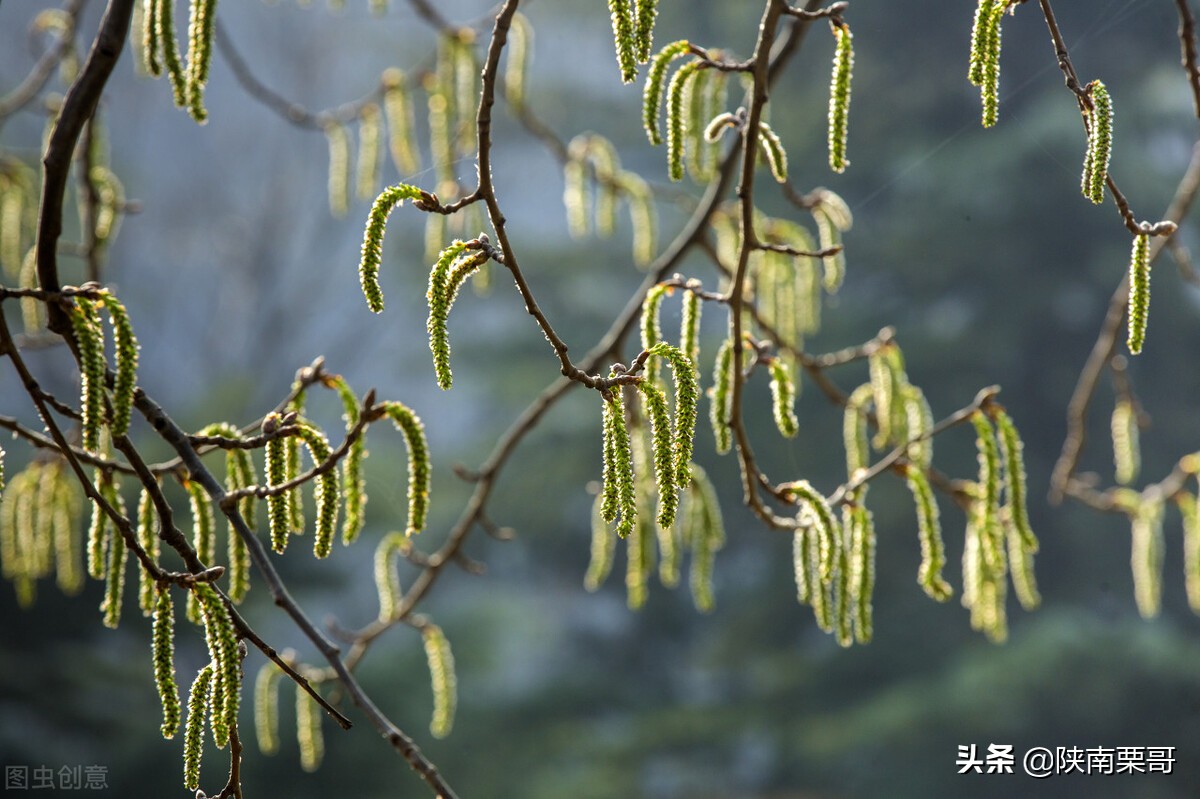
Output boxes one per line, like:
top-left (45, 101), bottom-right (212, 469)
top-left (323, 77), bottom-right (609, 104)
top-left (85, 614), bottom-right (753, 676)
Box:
top-left (3, 0), bottom-right (1200, 797)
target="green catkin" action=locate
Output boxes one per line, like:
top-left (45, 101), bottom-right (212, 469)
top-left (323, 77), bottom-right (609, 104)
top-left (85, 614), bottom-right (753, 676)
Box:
top-left (33, 465), bottom-right (57, 579)
top-left (253, 660), bottom-right (282, 755)
top-left (356, 104), bottom-right (382, 202)
top-left (358, 183), bottom-right (423, 314)
top-left (225, 449), bottom-right (253, 601)
top-left (607, 0), bottom-right (638, 83)
top-left (649, 343), bottom-right (700, 487)
top-left (768, 358), bottom-right (799, 438)
top-left (563, 141), bottom-right (590, 239)
top-left (968, 0), bottom-right (991, 87)
top-left (1005, 507), bottom-right (1041, 610)
top-left (186, 479), bottom-right (214, 566)
top-left (709, 338), bottom-right (735, 455)
top-left (843, 383), bottom-right (872, 478)
top-left (373, 531), bottom-right (406, 621)
top-left (903, 385), bottom-right (934, 469)
top-left (451, 35), bottom-right (477, 154)
top-left (686, 68), bottom-right (712, 181)
top-left (1126, 233), bottom-right (1151, 355)
top-left (585, 493), bottom-right (616, 591)
top-left (381, 70), bottom-right (420, 175)
top-left (1083, 80), bottom-right (1113, 205)
top-left (184, 664), bottom-right (214, 790)
top-left (291, 423), bottom-right (338, 559)
top-left (426, 87), bottom-right (453, 193)
top-left (427, 244), bottom-right (486, 390)
top-left (666, 62), bottom-right (702, 182)
top-left (971, 411), bottom-right (1004, 573)
top-left (625, 471), bottom-right (650, 609)
top-left (264, 416), bottom-right (291, 553)
top-left (422, 623), bottom-right (457, 738)
top-left (905, 466), bottom-right (953, 602)
top-left (704, 112), bottom-right (738, 143)
top-left (324, 122), bottom-right (350, 218)
top-left (330, 393), bottom-right (367, 546)
top-left (993, 408), bottom-right (1038, 553)
top-left (136, 488), bottom-right (158, 615)
top-left (792, 528), bottom-right (811, 605)
top-left (600, 399), bottom-right (620, 524)
top-left (1111, 399), bottom-right (1140, 486)
top-left (53, 474), bottom-right (83, 596)
top-left (835, 510), bottom-right (854, 647)
top-left (828, 23), bottom-right (853, 172)
top-left (157, 0), bottom-right (187, 107)
top-left (606, 392), bottom-right (638, 539)
top-left (783, 481), bottom-right (839, 584)
top-left (183, 0), bottom-right (217, 123)
top-left (296, 684), bottom-right (324, 772)
top-left (1131, 500), bottom-right (1165, 619)
top-left (867, 345), bottom-right (895, 449)
top-left (812, 207), bottom-right (845, 295)
top-left (91, 166), bottom-right (125, 245)
top-left (0, 183), bottom-right (23, 281)
top-left (638, 381), bottom-right (678, 530)
top-left (143, 0), bottom-right (161, 76)
top-left (505, 13), bottom-right (532, 108)
top-left (640, 283), bottom-right (667, 385)
top-left (633, 0), bottom-right (658, 63)
top-left (850, 502), bottom-right (875, 643)
top-left (101, 511), bottom-right (126, 629)
top-left (1179, 490), bottom-right (1200, 612)
top-left (621, 171), bottom-right (657, 266)
top-left (384, 402), bottom-right (431, 537)
top-left (86, 472), bottom-right (110, 580)
top-left (643, 41), bottom-right (691, 145)
top-left (588, 136), bottom-right (620, 238)
top-left (70, 300), bottom-right (107, 453)
top-left (984, 1), bottom-right (1006, 128)
top-left (758, 121), bottom-right (788, 183)
top-left (195, 584), bottom-right (239, 749)
top-left (807, 524), bottom-right (833, 632)
top-left (686, 465), bottom-right (724, 612)
top-left (153, 588), bottom-right (181, 738)
top-left (680, 288), bottom-right (701, 367)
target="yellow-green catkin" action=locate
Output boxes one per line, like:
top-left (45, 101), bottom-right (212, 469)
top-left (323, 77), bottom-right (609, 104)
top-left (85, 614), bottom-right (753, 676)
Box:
top-left (992, 408), bottom-right (1038, 554)
top-left (70, 300), bottom-right (107, 453)
top-left (643, 41), bottom-right (691, 145)
top-left (427, 244), bottom-right (487, 390)
top-left (806, 521), bottom-right (833, 632)
top-left (183, 664), bottom-right (214, 790)
top-left (782, 481), bottom-right (839, 584)
top-left (183, 480), bottom-right (212, 625)
top-left (52, 471), bottom-right (83, 597)
top-left (844, 383), bottom-right (872, 478)
top-left (563, 137), bottom-right (590, 239)
top-left (1083, 80), bottom-right (1113, 205)
top-left (589, 136), bottom-right (620, 238)
top-left (649, 342), bottom-right (700, 487)
top-left (633, 0), bottom-right (658, 63)
top-left (969, 1), bottom-right (1006, 128)
top-left (324, 121), bottom-right (350, 217)
top-left (264, 415), bottom-right (292, 554)
top-left (505, 12), bottom-right (532, 108)
top-left (1005, 506), bottom-right (1041, 611)
top-left (1130, 499), bottom-right (1165, 619)
top-left (382, 70), bottom-right (420, 175)
top-left (606, 391), bottom-right (639, 540)
top-left (620, 171), bottom-right (657, 266)
top-left (157, 0), bottom-right (188, 108)
top-left (183, 0), bottom-right (217, 122)
top-left (85, 472), bottom-right (110, 580)
top-left (292, 423), bottom-right (338, 559)
top-left (374, 531), bottom-right (407, 621)
top-left (100, 507), bottom-right (127, 629)
top-left (384, 402), bottom-right (431, 537)
top-left (640, 284), bottom-right (667, 386)
top-left (607, 0), bottom-right (638, 83)
top-left (585, 492), bottom-right (616, 591)
top-left (451, 34), bottom-right (477, 154)
top-left (358, 182), bottom-right (423, 314)
top-left (709, 338), bottom-right (735, 454)
top-left (768, 358), bottom-right (799, 438)
top-left (834, 508), bottom-right (854, 647)
top-left (679, 287), bottom-right (702, 367)
top-left (1126, 233), bottom-right (1151, 355)
top-left (296, 684), bottom-right (324, 772)
top-left (685, 464), bottom-right (724, 612)
top-left (867, 345), bottom-right (895, 449)
top-left (848, 501), bottom-right (875, 643)
top-left (792, 527), bottom-right (812, 606)
top-left (1111, 399), bottom-right (1140, 486)
top-left (422, 623), bottom-right (457, 738)
top-left (757, 121), bottom-right (788, 183)
top-left (666, 62), bottom-right (702, 182)
top-left (971, 411), bottom-right (1004, 573)
top-left (356, 103), bottom-right (383, 201)
top-left (903, 385), bottom-right (934, 470)
top-left (1179, 490), bottom-right (1200, 612)
top-left (142, 0), bottom-right (161, 76)
top-left (153, 588), bottom-right (182, 738)
top-left (136, 488), bottom-right (158, 615)
top-left (828, 23), bottom-right (853, 172)
top-left (638, 381), bottom-right (678, 531)
top-left (326, 377), bottom-right (367, 546)
top-left (905, 465), bottom-right (952, 602)
top-left (625, 428), bottom-right (652, 610)
top-left (254, 660), bottom-right (282, 755)
top-left (97, 293), bottom-right (139, 438)
top-left (194, 584), bottom-right (240, 749)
